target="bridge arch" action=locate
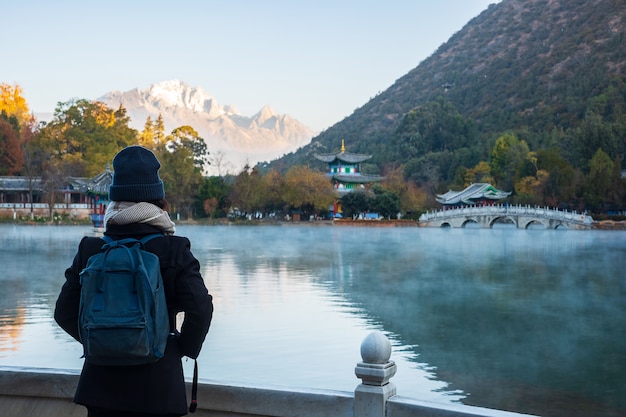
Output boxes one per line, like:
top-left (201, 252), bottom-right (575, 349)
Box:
top-left (522, 219), bottom-right (547, 229)
top-left (489, 216), bottom-right (517, 228)
top-left (461, 219), bottom-right (479, 228)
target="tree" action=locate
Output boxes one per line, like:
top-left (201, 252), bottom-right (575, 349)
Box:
top-left (382, 166), bottom-right (425, 214)
top-left (167, 126), bottom-right (209, 173)
top-left (371, 186), bottom-right (401, 219)
top-left (35, 99), bottom-right (138, 177)
top-left (283, 166), bottom-right (335, 217)
top-left (209, 150), bottom-right (236, 177)
top-left (229, 165), bottom-right (263, 216)
top-left (514, 170), bottom-right (549, 205)
top-left (138, 116), bottom-right (155, 148)
top-left (0, 115), bottom-right (23, 175)
top-left (156, 128), bottom-right (207, 219)
top-left (0, 83), bottom-right (31, 128)
top-left (154, 114), bottom-right (166, 147)
top-left (392, 97), bottom-right (476, 160)
top-left (195, 176), bottom-right (230, 218)
top-left (339, 190), bottom-right (371, 219)
top-left (537, 148), bottom-right (580, 208)
top-left (260, 169), bottom-right (285, 213)
top-left (490, 133), bottom-right (530, 191)
top-left (568, 110), bottom-right (619, 170)
top-left (463, 161), bottom-right (493, 187)
top-left (583, 148), bottom-right (615, 210)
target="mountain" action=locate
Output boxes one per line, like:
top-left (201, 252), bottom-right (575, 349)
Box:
top-left (269, 0), bottom-right (626, 180)
top-left (98, 80), bottom-right (315, 175)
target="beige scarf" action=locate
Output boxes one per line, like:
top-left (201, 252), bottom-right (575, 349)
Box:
top-left (104, 201), bottom-right (176, 235)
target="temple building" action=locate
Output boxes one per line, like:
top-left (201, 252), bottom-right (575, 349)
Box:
top-left (436, 183), bottom-right (511, 207)
top-left (80, 164), bottom-right (113, 228)
top-left (314, 140), bottom-right (383, 196)
top-left (314, 140), bottom-right (384, 218)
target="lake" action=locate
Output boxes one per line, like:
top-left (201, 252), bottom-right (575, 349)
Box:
top-left (0, 223), bottom-right (625, 417)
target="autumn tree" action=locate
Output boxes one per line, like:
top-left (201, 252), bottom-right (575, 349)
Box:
top-left (382, 166), bottom-right (425, 214)
top-left (514, 170), bottom-right (549, 205)
top-left (283, 166), bottom-right (335, 217)
top-left (139, 114), bottom-right (168, 150)
top-left (167, 126), bottom-right (209, 172)
top-left (138, 116), bottom-right (155, 148)
top-left (229, 165), bottom-right (263, 216)
top-left (35, 99), bottom-right (138, 177)
top-left (260, 169), bottom-right (285, 213)
top-left (156, 126), bottom-right (207, 219)
top-left (0, 83), bottom-right (31, 128)
top-left (463, 161), bottom-right (493, 187)
top-left (0, 113), bottom-right (23, 175)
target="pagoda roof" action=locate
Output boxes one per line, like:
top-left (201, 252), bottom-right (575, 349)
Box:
top-left (80, 165), bottom-right (113, 196)
top-left (314, 139), bottom-right (372, 164)
top-left (436, 183), bottom-right (511, 205)
top-left (333, 173), bottom-right (384, 184)
top-left (314, 152), bottom-right (372, 164)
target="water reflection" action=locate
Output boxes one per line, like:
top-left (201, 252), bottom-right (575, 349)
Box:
top-left (1, 224), bottom-right (625, 417)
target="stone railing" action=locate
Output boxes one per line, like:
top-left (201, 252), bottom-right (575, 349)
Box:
top-left (0, 331), bottom-right (536, 417)
top-left (419, 204), bottom-right (594, 226)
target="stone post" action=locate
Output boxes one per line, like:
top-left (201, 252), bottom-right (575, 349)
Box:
top-left (354, 331), bottom-right (397, 417)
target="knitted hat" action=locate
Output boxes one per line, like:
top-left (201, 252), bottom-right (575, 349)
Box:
top-left (109, 146), bottom-right (165, 202)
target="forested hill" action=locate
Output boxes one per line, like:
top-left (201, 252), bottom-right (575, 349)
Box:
top-left (266, 0), bottom-right (626, 190)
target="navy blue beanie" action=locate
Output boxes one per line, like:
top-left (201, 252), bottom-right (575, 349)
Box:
top-left (109, 146), bottom-right (165, 202)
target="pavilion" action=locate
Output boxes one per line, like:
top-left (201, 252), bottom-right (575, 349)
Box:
top-left (80, 164), bottom-right (113, 228)
top-left (314, 140), bottom-right (383, 217)
top-left (436, 183), bottom-right (511, 207)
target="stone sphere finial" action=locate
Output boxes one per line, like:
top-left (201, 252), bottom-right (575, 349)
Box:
top-left (360, 331), bottom-right (392, 364)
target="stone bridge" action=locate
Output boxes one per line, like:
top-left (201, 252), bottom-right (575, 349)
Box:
top-left (419, 204), bottom-right (594, 229)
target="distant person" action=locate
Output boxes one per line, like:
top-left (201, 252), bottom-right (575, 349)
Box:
top-left (55, 145), bottom-right (214, 417)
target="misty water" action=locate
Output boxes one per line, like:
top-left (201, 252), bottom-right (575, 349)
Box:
top-left (0, 224), bottom-right (625, 417)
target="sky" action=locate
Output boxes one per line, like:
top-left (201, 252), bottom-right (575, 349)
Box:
top-left (2, 1), bottom-right (499, 132)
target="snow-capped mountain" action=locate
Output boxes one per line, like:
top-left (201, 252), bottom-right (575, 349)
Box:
top-left (98, 80), bottom-right (315, 175)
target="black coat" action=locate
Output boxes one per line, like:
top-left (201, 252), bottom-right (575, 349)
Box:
top-left (54, 223), bottom-right (213, 416)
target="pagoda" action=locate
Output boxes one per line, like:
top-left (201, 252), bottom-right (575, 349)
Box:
top-left (436, 183), bottom-right (511, 207)
top-left (314, 140), bottom-right (383, 218)
top-left (314, 140), bottom-right (383, 195)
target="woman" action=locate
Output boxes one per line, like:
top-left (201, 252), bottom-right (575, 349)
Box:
top-left (55, 146), bottom-right (214, 417)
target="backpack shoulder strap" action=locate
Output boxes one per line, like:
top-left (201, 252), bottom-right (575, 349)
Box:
top-left (100, 234), bottom-right (162, 248)
top-left (140, 233), bottom-right (164, 245)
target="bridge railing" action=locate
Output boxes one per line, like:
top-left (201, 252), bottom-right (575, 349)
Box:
top-left (0, 331), bottom-right (536, 417)
top-left (419, 204), bottom-right (593, 225)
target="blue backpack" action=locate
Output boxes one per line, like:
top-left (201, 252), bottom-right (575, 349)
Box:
top-left (78, 234), bottom-right (170, 366)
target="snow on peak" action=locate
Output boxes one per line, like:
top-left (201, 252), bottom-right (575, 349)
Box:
top-left (147, 80), bottom-right (222, 115)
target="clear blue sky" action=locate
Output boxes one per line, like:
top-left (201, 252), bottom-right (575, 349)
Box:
top-left (2, 1), bottom-right (498, 132)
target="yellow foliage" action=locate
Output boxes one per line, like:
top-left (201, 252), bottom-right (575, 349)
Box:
top-left (90, 102), bottom-right (115, 127)
top-left (515, 170), bottom-right (549, 196)
top-left (464, 161), bottom-right (493, 186)
top-left (0, 83), bottom-right (31, 127)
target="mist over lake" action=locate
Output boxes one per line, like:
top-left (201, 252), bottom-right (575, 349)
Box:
top-left (1, 224), bottom-right (624, 417)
